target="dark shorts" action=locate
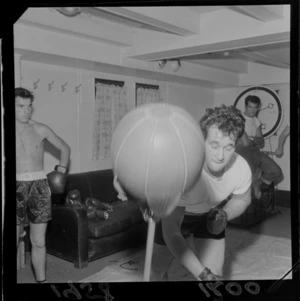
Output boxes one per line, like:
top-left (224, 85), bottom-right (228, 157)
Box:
top-left (154, 212), bottom-right (225, 245)
top-left (17, 177), bottom-right (52, 225)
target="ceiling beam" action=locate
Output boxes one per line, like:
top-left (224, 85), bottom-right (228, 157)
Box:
top-left (14, 23), bottom-right (123, 66)
top-left (126, 32), bottom-right (290, 61)
top-left (191, 58), bottom-right (248, 73)
top-left (96, 7), bottom-right (200, 36)
top-left (229, 5), bottom-right (284, 21)
top-left (17, 8), bottom-right (134, 47)
top-left (15, 48), bottom-right (234, 88)
top-left (237, 50), bottom-right (290, 69)
top-left (121, 57), bottom-right (239, 87)
top-left (186, 6), bottom-right (225, 14)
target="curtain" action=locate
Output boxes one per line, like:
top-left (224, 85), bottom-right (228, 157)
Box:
top-left (136, 87), bottom-right (163, 107)
top-left (92, 83), bottom-right (128, 160)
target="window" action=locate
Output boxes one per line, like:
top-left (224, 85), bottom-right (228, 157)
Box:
top-left (135, 83), bottom-right (163, 107)
top-left (92, 79), bottom-right (127, 160)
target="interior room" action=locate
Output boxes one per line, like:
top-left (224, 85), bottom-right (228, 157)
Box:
top-left (14, 5), bottom-right (294, 283)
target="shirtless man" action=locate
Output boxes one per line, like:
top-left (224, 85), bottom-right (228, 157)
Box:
top-left (16, 87), bottom-right (71, 283)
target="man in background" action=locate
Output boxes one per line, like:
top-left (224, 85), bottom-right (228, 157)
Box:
top-left (235, 95), bottom-right (283, 198)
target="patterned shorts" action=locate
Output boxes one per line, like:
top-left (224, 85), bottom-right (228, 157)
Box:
top-left (16, 171), bottom-right (52, 225)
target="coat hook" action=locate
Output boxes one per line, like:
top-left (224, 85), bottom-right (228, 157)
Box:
top-left (33, 78), bottom-right (40, 90)
top-left (75, 84), bottom-right (82, 93)
top-left (61, 82), bottom-right (68, 92)
top-left (48, 80), bottom-right (54, 91)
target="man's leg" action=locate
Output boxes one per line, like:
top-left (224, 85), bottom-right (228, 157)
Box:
top-left (17, 225), bottom-right (21, 248)
top-left (17, 180), bottom-right (26, 251)
top-left (151, 243), bottom-right (175, 281)
top-left (30, 222), bottom-right (48, 282)
top-left (151, 220), bottom-right (177, 281)
top-left (17, 224), bottom-right (23, 268)
top-left (193, 237), bottom-right (225, 276)
top-left (259, 152), bottom-right (283, 185)
top-left (28, 177), bottom-right (51, 282)
top-left (235, 145), bottom-right (261, 177)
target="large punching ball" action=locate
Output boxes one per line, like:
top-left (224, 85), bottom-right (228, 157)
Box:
top-left (111, 103), bottom-right (205, 219)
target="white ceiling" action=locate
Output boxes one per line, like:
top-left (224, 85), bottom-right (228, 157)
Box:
top-left (80, 6), bottom-right (290, 70)
top-left (15, 5), bottom-right (290, 87)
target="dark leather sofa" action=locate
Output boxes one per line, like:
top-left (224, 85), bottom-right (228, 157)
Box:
top-left (46, 169), bottom-right (147, 268)
top-left (45, 165), bottom-right (277, 268)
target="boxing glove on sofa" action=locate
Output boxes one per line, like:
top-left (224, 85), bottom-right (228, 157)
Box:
top-left (46, 169), bottom-right (147, 268)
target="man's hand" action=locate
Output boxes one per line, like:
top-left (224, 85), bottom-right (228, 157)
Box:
top-left (55, 165), bottom-right (67, 173)
top-left (274, 147), bottom-right (284, 158)
top-left (197, 267), bottom-right (223, 281)
top-left (238, 133), bottom-right (256, 147)
top-left (252, 136), bottom-right (264, 149)
top-left (113, 175), bottom-right (128, 201)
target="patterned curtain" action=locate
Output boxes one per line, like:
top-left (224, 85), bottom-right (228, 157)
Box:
top-left (136, 87), bottom-right (164, 107)
top-left (92, 83), bottom-right (128, 160)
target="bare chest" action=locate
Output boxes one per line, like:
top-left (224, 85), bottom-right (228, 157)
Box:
top-left (16, 127), bottom-right (44, 155)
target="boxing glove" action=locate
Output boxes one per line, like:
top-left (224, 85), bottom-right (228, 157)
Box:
top-left (86, 206), bottom-right (97, 220)
top-left (197, 267), bottom-right (223, 281)
top-left (95, 209), bottom-right (109, 220)
top-left (85, 198), bottom-right (113, 212)
top-left (47, 165), bottom-right (67, 194)
top-left (66, 189), bottom-right (83, 206)
top-left (206, 208), bottom-right (228, 235)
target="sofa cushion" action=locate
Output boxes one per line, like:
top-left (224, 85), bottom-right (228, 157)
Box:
top-left (88, 200), bottom-right (145, 238)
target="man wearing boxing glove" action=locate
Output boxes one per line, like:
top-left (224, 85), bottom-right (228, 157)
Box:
top-left (151, 105), bottom-right (252, 281)
top-left (16, 87), bottom-right (70, 283)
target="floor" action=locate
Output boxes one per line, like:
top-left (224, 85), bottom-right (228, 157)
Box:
top-left (17, 206), bottom-right (296, 283)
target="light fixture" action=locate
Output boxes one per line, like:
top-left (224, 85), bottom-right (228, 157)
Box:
top-left (158, 59), bottom-right (167, 69)
top-left (56, 7), bottom-right (82, 17)
top-left (157, 59), bottom-right (181, 72)
top-left (170, 59), bottom-right (181, 72)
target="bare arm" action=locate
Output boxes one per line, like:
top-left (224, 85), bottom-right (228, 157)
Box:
top-left (162, 206), bottom-right (205, 279)
top-left (39, 124), bottom-right (71, 168)
top-left (222, 187), bottom-right (251, 221)
top-left (275, 124), bottom-right (290, 157)
top-left (113, 175), bottom-right (128, 201)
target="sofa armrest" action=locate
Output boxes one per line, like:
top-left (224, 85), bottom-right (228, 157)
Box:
top-left (46, 206), bottom-right (89, 268)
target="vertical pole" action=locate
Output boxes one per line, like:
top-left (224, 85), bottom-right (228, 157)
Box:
top-left (143, 218), bottom-right (156, 281)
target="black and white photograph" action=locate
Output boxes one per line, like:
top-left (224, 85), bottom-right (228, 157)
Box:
top-left (1, 2), bottom-right (299, 300)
